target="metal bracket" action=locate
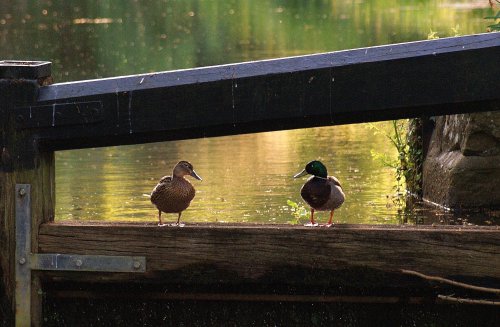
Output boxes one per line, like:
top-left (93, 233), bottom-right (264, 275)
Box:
top-left (15, 184), bottom-right (32, 327)
top-left (15, 184), bottom-right (146, 326)
top-left (32, 254), bottom-right (145, 272)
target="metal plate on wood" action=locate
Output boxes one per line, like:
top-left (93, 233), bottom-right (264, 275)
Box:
top-left (15, 184), bottom-right (32, 327)
top-left (32, 254), bottom-right (146, 273)
top-left (15, 101), bottom-right (103, 129)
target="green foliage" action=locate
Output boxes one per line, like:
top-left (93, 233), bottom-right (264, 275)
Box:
top-left (485, 0), bottom-right (500, 31)
top-left (406, 119), bottom-right (423, 197)
top-left (427, 25), bottom-right (460, 40)
top-left (427, 29), bottom-right (440, 40)
top-left (450, 24), bottom-right (461, 37)
top-left (286, 199), bottom-right (308, 225)
top-left (485, 10), bottom-right (500, 31)
top-left (367, 120), bottom-right (422, 207)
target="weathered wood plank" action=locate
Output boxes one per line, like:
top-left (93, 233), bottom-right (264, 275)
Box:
top-left (38, 223), bottom-right (500, 287)
top-left (13, 33), bottom-right (500, 151)
top-left (1, 72), bottom-right (55, 326)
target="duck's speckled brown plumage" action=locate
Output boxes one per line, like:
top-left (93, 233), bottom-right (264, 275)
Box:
top-left (151, 161), bottom-right (201, 226)
top-left (151, 176), bottom-right (196, 214)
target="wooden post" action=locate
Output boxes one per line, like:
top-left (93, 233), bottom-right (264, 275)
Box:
top-left (1, 61), bottom-right (54, 326)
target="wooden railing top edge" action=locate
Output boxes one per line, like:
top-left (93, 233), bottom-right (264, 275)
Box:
top-left (37, 33), bottom-right (500, 102)
top-left (3, 32), bottom-right (497, 152)
top-left (42, 220), bottom-right (500, 231)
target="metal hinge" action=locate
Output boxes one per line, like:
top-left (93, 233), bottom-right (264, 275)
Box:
top-left (15, 184), bottom-right (146, 326)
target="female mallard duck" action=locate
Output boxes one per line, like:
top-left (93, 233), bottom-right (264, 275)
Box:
top-left (294, 160), bottom-right (345, 227)
top-left (151, 161), bottom-right (202, 227)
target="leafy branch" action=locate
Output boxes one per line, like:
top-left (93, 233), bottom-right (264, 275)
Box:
top-left (486, 0), bottom-right (500, 31)
top-left (367, 120), bottom-right (423, 220)
top-left (286, 199), bottom-right (308, 225)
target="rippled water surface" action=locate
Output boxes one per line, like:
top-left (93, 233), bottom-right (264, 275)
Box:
top-left (56, 124), bottom-right (404, 224)
top-left (1, 0), bottom-right (496, 224)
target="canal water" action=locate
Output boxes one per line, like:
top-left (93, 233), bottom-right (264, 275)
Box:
top-left (1, 1), bottom-right (496, 225)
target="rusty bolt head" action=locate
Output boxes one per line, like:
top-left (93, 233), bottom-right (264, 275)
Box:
top-left (18, 188), bottom-right (26, 197)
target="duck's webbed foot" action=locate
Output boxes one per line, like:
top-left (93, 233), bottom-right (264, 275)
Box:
top-left (320, 210), bottom-right (335, 227)
top-left (304, 208), bottom-right (319, 227)
top-left (169, 213), bottom-right (185, 227)
top-left (157, 210), bottom-right (167, 227)
top-left (169, 223), bottom-right (185, 227)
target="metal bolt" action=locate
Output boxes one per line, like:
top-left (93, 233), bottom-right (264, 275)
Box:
top-left (133, 261), bottom-right (141, 269)
top-left (75, 259), bottom-right (83, 267)
top-left (16, 114), bottom-right (25, 123)
top-left (18, 188), bottom-right (26, 197)
top-left (19, 257), bottom-right (26, 265)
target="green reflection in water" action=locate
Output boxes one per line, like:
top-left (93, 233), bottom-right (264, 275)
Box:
top-left (0, 1), bottom-right (492, 82)
top-left (55, 123), bottom-right (398, 224)
top-left (1, 1), bottom-right (494, 224)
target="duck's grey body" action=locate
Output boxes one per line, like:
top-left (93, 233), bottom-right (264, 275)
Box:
top-left (300, 176), bottom-right (345, 212)
top-left (294, 160), bottom-right (345, 227)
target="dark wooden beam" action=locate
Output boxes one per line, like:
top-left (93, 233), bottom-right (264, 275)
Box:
top-left (38, 222), bottom-right (500, 291)
top-left (1, 62), bottom-right (55, 326)
top-left (12, 33), bottom-right (500, 151)
top-left (0, 60), bottom-right (51, 80)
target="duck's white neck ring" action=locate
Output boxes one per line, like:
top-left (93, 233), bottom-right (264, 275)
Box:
top-left (313, 176), bottom-right (328, 180)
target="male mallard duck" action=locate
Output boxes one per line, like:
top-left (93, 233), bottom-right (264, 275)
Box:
top-left (293, 160), bottom-right (345, 227)
top-left (151, 161), bottom-right (202, 227)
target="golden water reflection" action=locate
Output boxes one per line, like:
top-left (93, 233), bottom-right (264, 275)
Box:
top-left (1, 0), bottom-right (492, 224)
top-left (56, 122), bottom-right (400, 224)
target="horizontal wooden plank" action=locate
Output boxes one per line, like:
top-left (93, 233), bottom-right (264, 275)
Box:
top-left (45, 290), bottom-right (429, 304)
top-left (34, 33), bottom-right (500, 101)
top-left (11, 33), bottom-right (500, 151)
top-left (38, 222), bottom-right (500, 289)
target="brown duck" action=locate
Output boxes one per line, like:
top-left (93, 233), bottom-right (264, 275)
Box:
top-left (294, 160), bottom-right (345, 227)
top-left (151, 161), bottom-right (202, 226)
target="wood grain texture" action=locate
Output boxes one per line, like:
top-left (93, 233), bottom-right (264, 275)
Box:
top-left (1, 77), bottom-right (55, 326)
top-left (38, 223), bottom-right (500, 286)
